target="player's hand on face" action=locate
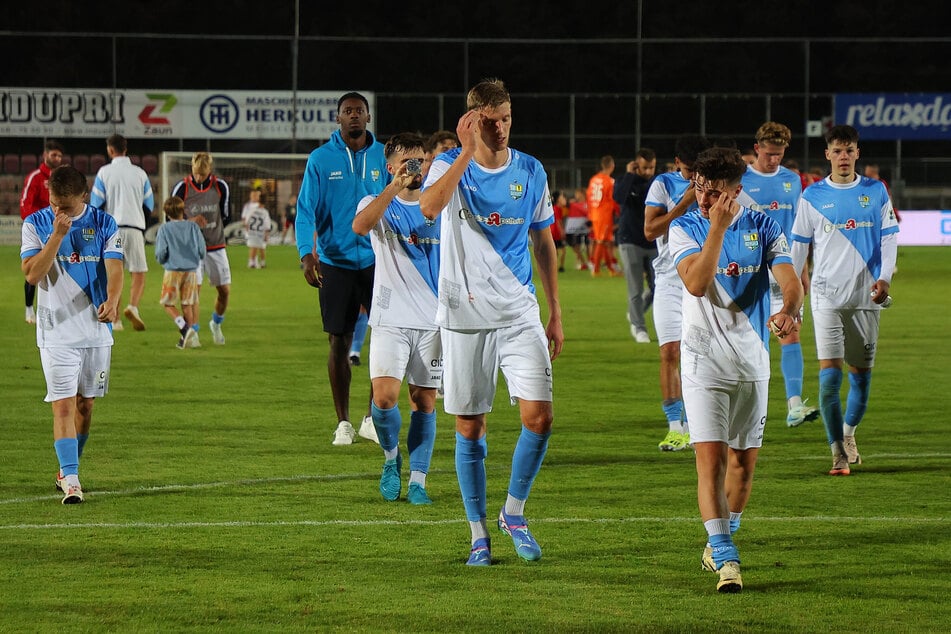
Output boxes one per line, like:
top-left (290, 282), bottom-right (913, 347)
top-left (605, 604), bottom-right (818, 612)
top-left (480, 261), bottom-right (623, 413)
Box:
top-left (709, 192), bottom-right (737, 230)
top-left (456, 109), bottom-right (481, 152)
top-left (393, 163), bottom-right (414, 189)
top-left (301, 253), bottom-right (322, 288)
top-left (53, 211), bottom-right (72, 237)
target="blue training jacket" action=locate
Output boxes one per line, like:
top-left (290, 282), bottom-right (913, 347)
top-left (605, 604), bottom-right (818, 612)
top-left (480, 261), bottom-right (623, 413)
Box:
top-left (295, 130), bottom-right (389, 270)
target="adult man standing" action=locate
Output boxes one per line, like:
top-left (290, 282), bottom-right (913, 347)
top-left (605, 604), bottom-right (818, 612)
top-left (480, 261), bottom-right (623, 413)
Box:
top-left (296, 92), bottom-right (389, 446)
top-left (670, 147), bottom-right (803, 593)
top-left (644, 135), bottom-right (711, 451)
top-left (170, 152), bottom-right (232, 347)
top-left (21, 166), bottom-right (124, 504)
top-left (420, 78), bottom-right (564, 566)
top-left (791, 125), bottom-right (899, 475)
top-left (20, 140), bottom-right (64, 324)
top-left (614, 148), bottom-right (658, 342)
top-left (736, 122), bottom-right (818, 427)
top-left (90, 134), bottom-right (155, 332)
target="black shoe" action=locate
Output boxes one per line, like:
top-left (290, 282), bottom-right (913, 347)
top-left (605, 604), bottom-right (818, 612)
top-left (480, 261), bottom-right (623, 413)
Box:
top-left (349, 354), bottom-right (361, 366)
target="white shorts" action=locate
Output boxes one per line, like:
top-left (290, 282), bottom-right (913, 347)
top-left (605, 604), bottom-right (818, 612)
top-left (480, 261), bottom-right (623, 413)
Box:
top-left (369, 326), bottom-right (442, 388)
top-left (441, 322), bottom-right (553, 416)
top-left (654, 282), bottom-right (684, 345)
top-left (246, 236), bottom-right (267, 249)
top-left (682, 374), bottom-right (767, 450)
top-left (198, 249), bottom-right (232, 287)
top-left (119, 228), bottom-right (148, 273)
top-left (812, 308), bottom-right (880, 368)
top-left (40, 346), bottom-right (111, 402)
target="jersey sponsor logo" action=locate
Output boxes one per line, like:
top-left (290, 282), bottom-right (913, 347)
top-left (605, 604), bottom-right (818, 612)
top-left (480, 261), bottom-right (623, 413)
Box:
top-left (719, 261), bottom-right (761, 276)
top-left (750, 201), bottom-right (793, 212)
top-left (383, 229), bottom-right (439, 246)
top-left (62, 252), bottom-right (101, 264)
top-left (743, 232), bottom-right (759, 251)
top-left (458, 207), bottom-right (526, 227)
top-left (509, 181), bottom-right (524, 200)
top-left (823, 218), bottom-right (875, 233)
top-left (82, 227), bottom-right (96, 242)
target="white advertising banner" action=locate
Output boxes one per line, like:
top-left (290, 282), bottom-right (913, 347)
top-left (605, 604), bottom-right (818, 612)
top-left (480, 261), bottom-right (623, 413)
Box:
top-left (0, 88), bottom-right (373, 140)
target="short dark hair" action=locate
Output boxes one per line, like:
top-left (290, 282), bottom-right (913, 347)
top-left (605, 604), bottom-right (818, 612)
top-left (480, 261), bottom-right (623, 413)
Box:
top-left (693, 147), bottom-right (747, 186)
top-left (44, 140), bottom-right (64, 154)
top-left (674, 135), bottom-right (712, 167)
top-left (384, 132), bottom-right (426, 158)
top-left (164, 195), bottom-right (185, 219)
top-left (636, 147), bottom-right (656, 162)
top-left (426, 130), bottom-right (459, 153)
top-left (48, 165), bottom-right (88, 197)
top-left (337, 92), bottom-right (369, 113)
top-left (825, 124), bottom-right (859, 146)
top-left (106, 134), bottom-right (127, 153)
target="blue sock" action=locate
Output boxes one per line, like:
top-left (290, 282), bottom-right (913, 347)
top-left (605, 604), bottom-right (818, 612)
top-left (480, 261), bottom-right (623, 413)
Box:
top-left (709, 533), bottom-right (741, 566)
top-left (455, 432), bottom-right (487, 522)
top-left (212, 312), bottom-right (224, 324)
top-left (819, 367), bottom-right (844, 444)
top-left (371, 403), bottom-right (401, 452)
top-left (192, 323), bottom-right (200, 332)
top-left (729, 511), bottom-right (742, 535)
top-left (781, 343), bottom-right (804, 401)
top-left (351, 311), bottom-right (369, 355)
top-left (662, 399), bottom-right (683, 428)
top-left (844, 371), bottom-right (872, 429)
top-left (408, 410), bottom-right (436, 474)
top-left (508, 426), bottom-right (550, 503)
top-left (54, 438), bottom-right (80, 477)
top-left (77, 433), bottom-right (89, 458)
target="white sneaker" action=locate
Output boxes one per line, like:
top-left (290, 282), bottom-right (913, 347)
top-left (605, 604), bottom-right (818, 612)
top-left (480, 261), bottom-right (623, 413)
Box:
top-left (123, 305), bottom-right (146, 331)
top-left (25, 306), bottom-right (36, 324)
top-left (112, 320), bottom-right (124, 331)
top-left (333, 420), bottom-right (356, 446)
top-left (209, 319), bottom-right (225, 345)
top-left (186, 331), bottom-right (201, 348)
top-left (358, 415), bottom-right (379, 444)
top-left (632, 326), bottom-right (651, 343)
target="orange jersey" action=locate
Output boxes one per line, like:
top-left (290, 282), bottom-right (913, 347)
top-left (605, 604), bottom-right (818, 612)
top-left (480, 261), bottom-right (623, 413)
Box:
top-left (586, 173), bottom-right (618, 222)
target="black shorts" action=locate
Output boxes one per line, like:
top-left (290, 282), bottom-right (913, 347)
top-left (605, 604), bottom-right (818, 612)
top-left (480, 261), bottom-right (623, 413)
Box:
top-left (566, 233), bottom-right (588, 247)
top-left (317, 262), bottom-right (374, 335)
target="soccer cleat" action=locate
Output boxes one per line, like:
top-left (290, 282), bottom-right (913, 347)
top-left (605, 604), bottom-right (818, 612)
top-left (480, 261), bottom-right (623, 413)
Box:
top-left (786, 399), bottom-right (820, 427)
top-left (55, 470), bottom-right (67, 493)
top-left (844, 436), bottom-right (862, 465)
top-left (828, 453), bottom-right (851, 476)
top-left (379, 456), bottom-right (401, 501)
top-left (123, 305), bottom-right (146, 331)
top-left (185, 331), bottom-right (201, 348)
top-left (701, 545), bottom-right (716, 572)
top-left (466, 538), bottom-right (491, 566)
top-left (407, 483), bottom-right (432, 505)
top-left (658, 430), bottom-right (690, 452)
top-left (62, 483), bottom-right (84, 505)
top-left (358, 415), bottom-right (379, 444)
top-left (209, 319), bottom-right (225, 345)
top-left (112, 320), bottom-right (124, 331)
top-left (633, 328), bottom-right (651, 344)
top-left (25, 306), bottom-right (36, 324)
top-left (332, 420), bottom-right (355, 446)
top-left (176, 336), bottom-right (186, 349)
top-left (716, 561), bottom-right (743, 593)
top-left (498, 508), bottom-right (542, 561)
top-left (349, 354), bottom-right (361, 366)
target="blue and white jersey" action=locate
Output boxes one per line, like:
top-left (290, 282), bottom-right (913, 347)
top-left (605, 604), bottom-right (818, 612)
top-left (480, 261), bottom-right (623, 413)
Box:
top-left (792, 176), bottom-right (899, 310)
top-left (737, 165), bottom-right (801, 239)
top-left (424, 147), bottom-right (553, 329)
top-left (21, 205), bottom-right (123, 348)
top-left (645, 171), bottom-right (696, 287)
top-left (670, 207), bottom-right (792, 381)
top-left (356, 194), bottom-right (440, 330)
top-left (89, 156), bottom-right (155, 230)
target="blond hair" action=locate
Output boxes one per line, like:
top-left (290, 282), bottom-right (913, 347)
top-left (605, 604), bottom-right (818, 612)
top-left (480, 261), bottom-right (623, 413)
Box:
top-left (755, 122), bottom-right (792, 147)
top-left (191, 152), bottom-right (214, 172)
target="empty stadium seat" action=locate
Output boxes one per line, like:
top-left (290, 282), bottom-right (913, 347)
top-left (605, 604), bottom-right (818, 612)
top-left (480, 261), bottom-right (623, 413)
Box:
top-left (90, 154), bottom-right (106, 173)
top-left (20, 154), bottom-right (37, 174)
top-left (142, 154), bottom-right (158, 175)
top-left (71, 154), bottom-right (90, 174)
top-left (130, 154), bottom-right (141, 166)
top-left (3, 154), bottom-right (19, 174)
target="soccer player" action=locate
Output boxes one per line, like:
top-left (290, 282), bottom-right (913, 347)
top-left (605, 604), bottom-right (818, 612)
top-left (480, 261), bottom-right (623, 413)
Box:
top-left (170, 152), bottom-right (232, 347)
top-left (644, 134), bottom-right (711, 451)
top-left (352, 133), bottom-right (441, 505)
top-left (20, 165), bottom-right (124, 505)
top-left (586, 155), bottom-right (621, 276)
top-left (420, 78), bottom-right (563, 566)
top-left (670, 146), bottom-right (803, 593)
top-left (90, 134), bottom-right (155, 332)
top-left (241, 187), bottom-right (273, 269)
top-left (790, 125), bottom-right (899, 475)
top-left (20, 139), bottom-right (65, 324)
top-left (296, 91), bottom-right (390, 446)
top-left (736, 122), bottom-right (819, 427)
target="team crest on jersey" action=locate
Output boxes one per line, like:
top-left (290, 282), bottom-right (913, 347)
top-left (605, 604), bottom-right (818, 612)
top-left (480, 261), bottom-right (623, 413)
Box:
top-left (509, 181), bottom-right (524, 200)
top-left (858, 194), bottom-right (870, 208)
top-left (82, 227), bottom-right (95, 242)
top-left (782, 181), bottom-right (792, 193)
top-left (743, 232), bottom-right (760, 251)
top-left (371, 169), bottom-right (382, 182)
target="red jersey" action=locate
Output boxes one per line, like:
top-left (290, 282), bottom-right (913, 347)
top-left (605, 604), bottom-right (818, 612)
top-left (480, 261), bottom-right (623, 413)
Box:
top-left (551, 204), bottom-right (566, 241)
top-left (20, 162), bottom-right (52, 219)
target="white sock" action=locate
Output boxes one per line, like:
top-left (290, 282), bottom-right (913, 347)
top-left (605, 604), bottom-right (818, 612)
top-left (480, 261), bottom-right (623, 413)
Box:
top-left (383, 447), bottom-right (398, 461)
top-left (410, 470), bottom-right (426, 487)
top-left (469, 519), bottom-right (489, 544)
top-left (843, 424), bottom-right (856, 437)
top-left (787, 395), bottom-right (803, 409)
top-left (174, 316), bottom-right (186, 329)
top-left (504, 494), bottom-right (526, 517)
